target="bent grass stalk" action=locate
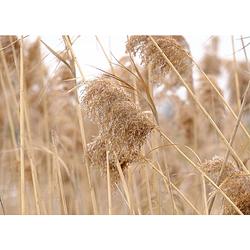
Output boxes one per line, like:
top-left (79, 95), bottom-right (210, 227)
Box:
top-left (106, 150), bottom-right (112, 215)
top-left (63, 35), bottom-right (98, 214)
top-left (231, 36), bottom-right (241, 112)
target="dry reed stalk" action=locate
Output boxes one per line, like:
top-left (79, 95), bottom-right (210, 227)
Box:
top-left (106, 150), bottom-right (112, 215)
top-left (26, 150), bottom-right (41, 214)
top-left (114, 154), bottom-right (134, 214)
top-left (156, 160), bottom-right (178, 214)
top-left (147, 160), bottom-right (201, 215)
top-left (149, 36), bottom-right (247, 173)
top-left (227, 61), bottom-right (250, 106)
top-left (51, 133), bottom-right (68, 215)
top-left (143, 165), bottom-right (153, 214)
top-left (131, 170), bottom-right (142, 215)
top-left (23, 99), bottom-right (42, 215)
top-left (0, 71), bottom-right (19, 161)
top-left (40, 55), bottom-right (52, 214)
top-left (19, 36), bottom-right (26, 215)
top-left (63, 35), bottom-right (98, 214)
top-left (0, 38), bottom-right (19, 121)
top-left (219, 82), bottom-right (250, 182)
top-left (231, 36), bottom-right (241, 112)
top-left (95, 36), bottom-right (115, 75)
top-left (8, 36), bottom-right (19, 74)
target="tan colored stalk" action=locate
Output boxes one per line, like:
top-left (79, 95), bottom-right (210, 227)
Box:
top-left (147, 160), bottom-right (201, 215)
top-left (95, 36), bottom-right (115, 74)
top-left (115, 155), bottom-right (134, 214)
top-left (143, 165), bottom-right (153, 214)
top-left (159, 138), bottom-right (178, 214)
top-left (149, 36), bottom-right (247, 173)
top-left (19, 36), bottom-right (25, 215)
top-left (201, 174), bottom-right (208, 215)
top-left (63, 35), bottom-right (98, 214)
top-left (51, 134), bottom-right (68, 215)
top-left (23, 99), bottom-right (42, 215)
top-left (41, 64), bottom-right (52, 214)
top-left (219, 82), bottom-right (250, 183)
top-left (208, 82), bottom-right (250, 213)
top-left (9, 36), bottom-right (19, 75)
top-left (0, 40), bottom-right (19, 117)
top-left (26, 150), bottom-right (41, 214)
top-left (106, 151), bottom-right (112, 215)
top-left (231, 36), bottom-right (241, 112)
top-left (127, 167), bottom-right (139, 214)
top-left (131, 171), bottom-right (142, 215)
top-left (0, 71), bottom-right (19, 161)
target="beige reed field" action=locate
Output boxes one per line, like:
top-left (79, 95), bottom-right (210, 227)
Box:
top-left (0, 35), bottom-right (249, 215)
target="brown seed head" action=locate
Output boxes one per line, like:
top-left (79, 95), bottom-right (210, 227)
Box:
top-left (0, 36), bottom-right (19, 69)
top-left (84, 78), bottom-right (155, 182)
top-left (126, 35), bottom-right (191, 83)
top-left (202, 156), bottom-right (241, 184)
top-left (221, 173), bottom-right (250, 215)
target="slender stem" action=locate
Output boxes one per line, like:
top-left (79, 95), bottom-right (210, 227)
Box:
top-left (19, 36), bottom-right (25, 215)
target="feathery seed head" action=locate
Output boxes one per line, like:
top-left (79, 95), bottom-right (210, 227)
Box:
top-left (126, 35), bottom-right (191, 83)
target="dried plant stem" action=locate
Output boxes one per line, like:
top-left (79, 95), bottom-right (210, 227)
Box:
top-left (0, 71), bottom-right (19, 161)
top-left (231, 36), bottom-right (241, 112)
top-left (149, 36), bottom-right (247, 173)
top-left (41, 72), bottom-right (52, 214)
top-left (159, 142), bottom-right (177, 214)
top-left (156, 127), bottom-right (244, 215)
top-left (131, 171), bottom-right (142, 215)
top-left (143, 165), bottom-right (153, 214)
top-left (208, 82), bottom-right (250, 214)
top-left (26, 151), bottom-right (41, 214)
top-left (19, 36), bottom-right (25, 215)
top-left (201, 174), bottom-right (208, 215)
top-left (23, 100), bottom-right (42, 215)
top-left (147, 61), bottom-right (176, 214)
top-left (106, 151), bottom-right (112, 215)
top-left (190, 54), bottom-right (250, 141)
top-left (147, 160), bottom-right (201, 215)
top-left (9, 36), bottom-right (19, 75)
top-left (219, 82), bottom-right (250, 182)
top-left (115, 155), bottom-right (134, 214)
top-left (0, 41), bottom-right (19, 117)
top-left (51, 134), bottom-right (68, 215)
top-left (0, 195), bottom-right (5, 215)
top-left (63, 35), bottom-right (98, 214)
top-left (95, 36), bottom-right (115, 75)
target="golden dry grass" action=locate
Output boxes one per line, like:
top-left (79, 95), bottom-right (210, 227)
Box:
top-left (0, 35), bottom-right (249, 215)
